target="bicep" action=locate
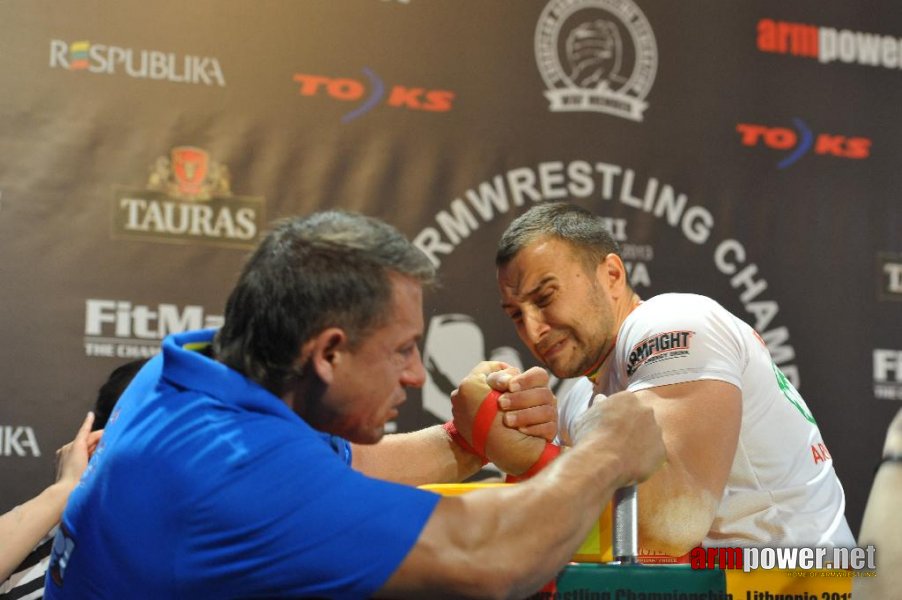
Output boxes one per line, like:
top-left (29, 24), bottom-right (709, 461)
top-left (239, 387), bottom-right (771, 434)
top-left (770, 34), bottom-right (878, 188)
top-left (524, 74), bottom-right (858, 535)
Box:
top-left (634, 379), bottom-right (740, 499)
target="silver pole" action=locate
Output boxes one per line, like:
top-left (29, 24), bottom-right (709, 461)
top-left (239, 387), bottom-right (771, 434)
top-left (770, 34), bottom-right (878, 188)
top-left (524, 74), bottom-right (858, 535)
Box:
top-left (612, 485), bottom-right (638, 564)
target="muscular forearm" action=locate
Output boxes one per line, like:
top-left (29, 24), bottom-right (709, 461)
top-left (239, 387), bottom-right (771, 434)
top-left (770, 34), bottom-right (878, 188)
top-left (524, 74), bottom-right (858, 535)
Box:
top-left (0, 481), bottom-right (70, 581)
top-left (352, 425), bottom-right (483, 485)
top-left (381, 443), bottom-right (627, 599)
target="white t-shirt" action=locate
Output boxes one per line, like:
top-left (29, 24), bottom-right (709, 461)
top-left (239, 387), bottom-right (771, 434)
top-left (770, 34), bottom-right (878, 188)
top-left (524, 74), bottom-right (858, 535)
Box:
top-left (560, 293), bottom-right (854, 548)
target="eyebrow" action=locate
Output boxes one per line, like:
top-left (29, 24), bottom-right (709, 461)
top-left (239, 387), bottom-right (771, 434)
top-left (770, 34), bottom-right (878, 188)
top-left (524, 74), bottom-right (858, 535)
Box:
top-left (501, 275), bottom-right (556, 310)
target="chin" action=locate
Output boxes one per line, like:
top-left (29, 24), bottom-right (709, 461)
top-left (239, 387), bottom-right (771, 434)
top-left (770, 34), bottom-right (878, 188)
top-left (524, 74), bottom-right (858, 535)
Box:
top-left (348, 427), bottom-right (385, 445)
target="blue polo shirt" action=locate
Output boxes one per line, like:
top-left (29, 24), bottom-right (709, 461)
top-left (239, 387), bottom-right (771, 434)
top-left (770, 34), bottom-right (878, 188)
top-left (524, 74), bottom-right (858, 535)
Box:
top-left (46, 329), bottom-right (439, 599)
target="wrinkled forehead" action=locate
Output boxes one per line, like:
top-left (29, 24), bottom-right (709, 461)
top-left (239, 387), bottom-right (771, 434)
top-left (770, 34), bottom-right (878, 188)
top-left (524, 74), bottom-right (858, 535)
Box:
top-left (497, 237), bottom-right (578, 299)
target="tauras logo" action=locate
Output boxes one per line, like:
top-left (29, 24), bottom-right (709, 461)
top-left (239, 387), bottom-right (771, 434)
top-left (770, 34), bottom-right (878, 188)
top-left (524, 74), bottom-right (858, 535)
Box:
top-left (0, 426), bottom-right (41, 457)
top-left (49, 39), bottom-right (225, 86)
top-left (84, 299), bottom-right (223, 358)
top-left (112, 147), bottom-right (263, 248)
top-left (535, 0), bottom-right (657, 121)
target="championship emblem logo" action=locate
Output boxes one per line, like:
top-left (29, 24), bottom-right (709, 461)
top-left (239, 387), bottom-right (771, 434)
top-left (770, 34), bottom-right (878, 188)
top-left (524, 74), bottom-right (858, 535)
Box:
top-left (535, 0), bottom-right (657, 121)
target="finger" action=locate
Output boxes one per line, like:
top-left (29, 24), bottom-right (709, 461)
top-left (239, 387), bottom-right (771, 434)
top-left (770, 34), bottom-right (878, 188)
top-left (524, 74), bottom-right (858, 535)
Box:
top-left (506, 366), bottom-right (549, 393)
top-left (73, 412), bottom-right (96, 447)
top-left (502, 403), bottom-right (557, 429)
top-left (516, 422), bottom-right (558, 442)
top-left (498, 387), bottom-right (556, 412)
top-left (86, 430), bottom-right (104, 455)
top-left (470, 361), bottom-right (513, 379)
top-left (485, 367), bottom-right (522, 391)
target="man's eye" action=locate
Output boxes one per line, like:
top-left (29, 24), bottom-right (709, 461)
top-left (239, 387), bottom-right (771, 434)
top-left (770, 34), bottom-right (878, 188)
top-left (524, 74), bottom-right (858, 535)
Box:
top-left (508, 311), bottom-right (522, 323)
top-left (536, 294), bottom-right (552, 307)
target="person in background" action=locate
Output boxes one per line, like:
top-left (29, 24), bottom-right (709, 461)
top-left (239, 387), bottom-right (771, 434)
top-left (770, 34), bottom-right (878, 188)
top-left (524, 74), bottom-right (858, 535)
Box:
top-left (853, 408), bottom-right (902, 599)
top-left (0, 359), bottom-right (146, 600)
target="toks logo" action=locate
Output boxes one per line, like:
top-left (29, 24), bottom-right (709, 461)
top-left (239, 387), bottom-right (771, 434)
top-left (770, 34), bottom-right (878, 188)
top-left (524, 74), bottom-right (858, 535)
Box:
top-left (293, 69), bottom-right (454, 122)
top-left (112, 146), bottom-right (264, 248)
top-left (49, 39), bottom-right (225, 86)
top-left (736, 119), bottom-right (871, 169)
top-left (535, 0), bottom-right (657, 121)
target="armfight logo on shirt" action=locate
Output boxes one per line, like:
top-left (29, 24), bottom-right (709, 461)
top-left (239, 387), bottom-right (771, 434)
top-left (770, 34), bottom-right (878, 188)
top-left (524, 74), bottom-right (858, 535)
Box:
top-left (626, 330), bottom-right (694, 376)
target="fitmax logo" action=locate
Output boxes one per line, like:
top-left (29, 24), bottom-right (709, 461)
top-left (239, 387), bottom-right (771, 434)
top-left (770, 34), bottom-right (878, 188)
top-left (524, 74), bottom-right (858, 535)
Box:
top-left (84, 299), bottom-right (223, 358)
top-left (293, 69), bottom-right (454, 123)
top-left (736, 119), bottom-right (870, 169)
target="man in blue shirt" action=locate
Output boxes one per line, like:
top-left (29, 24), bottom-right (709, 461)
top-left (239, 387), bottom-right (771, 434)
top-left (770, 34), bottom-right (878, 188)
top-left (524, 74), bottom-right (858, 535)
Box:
top-left (46, 210), bottom-right (666, 599)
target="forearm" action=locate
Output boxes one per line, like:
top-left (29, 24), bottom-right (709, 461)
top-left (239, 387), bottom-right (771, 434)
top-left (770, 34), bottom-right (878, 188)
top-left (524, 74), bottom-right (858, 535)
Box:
top-left (0, 482), bottom-right (70, 581)
top-left (382, 443), bottom-right (625, 599)
top-left (352, 425), bottom-right (483, 485)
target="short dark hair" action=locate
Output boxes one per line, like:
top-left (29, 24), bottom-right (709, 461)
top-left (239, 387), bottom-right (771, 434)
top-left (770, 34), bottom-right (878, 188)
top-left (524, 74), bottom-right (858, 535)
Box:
top-left (93, 359), bottom-right (148, 430)
top-left (496, 202), bottom-right (622, 274)
top-left (214, 210), bottom-right (436, 397)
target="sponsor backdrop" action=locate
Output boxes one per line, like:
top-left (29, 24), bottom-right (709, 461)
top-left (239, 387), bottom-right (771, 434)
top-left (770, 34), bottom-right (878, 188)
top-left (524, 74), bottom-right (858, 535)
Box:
top-left (0, 0), bottom-right (899, 539)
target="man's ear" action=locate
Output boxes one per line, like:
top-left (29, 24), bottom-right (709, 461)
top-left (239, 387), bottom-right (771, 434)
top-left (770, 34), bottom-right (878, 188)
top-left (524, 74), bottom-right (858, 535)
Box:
top-left (306, 327), bottom-right (348, 385)
top-left (596, 253), bottom-right (629, 296)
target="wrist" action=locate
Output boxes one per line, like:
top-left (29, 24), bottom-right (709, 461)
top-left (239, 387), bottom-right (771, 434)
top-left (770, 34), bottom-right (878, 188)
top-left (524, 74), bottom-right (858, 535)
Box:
top-left (443, 421), bottom-right (488, 466)
top-left (502, 440), bottom-right (561, 481)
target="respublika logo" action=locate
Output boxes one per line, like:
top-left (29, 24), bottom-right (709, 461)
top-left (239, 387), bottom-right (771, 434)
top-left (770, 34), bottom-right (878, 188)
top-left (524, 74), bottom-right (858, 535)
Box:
top-left (49, 40), bottom-right (225, 86)
top-left (293, 70), bottom-right (454, 123)
top-left (758, 19), bottom-right (902, 71)
top-left (0, 426), bottom-right (41, 457)
top-left (736, 120), bottom-right (871, 169)
top-left (84, 298), bottom-right (223, 358)
top-left (112, 146), bottom-right (264, 248)
top-left (878, 253), bottom-right (902, 301)
top-left (535, 0), bottom-right (657, 121)
top-left (874, 348), bottom-right (902, 401)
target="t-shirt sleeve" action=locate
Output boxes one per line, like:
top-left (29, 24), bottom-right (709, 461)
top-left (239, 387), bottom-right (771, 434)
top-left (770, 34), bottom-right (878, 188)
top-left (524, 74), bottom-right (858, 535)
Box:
top-left (615, 295), bottom-right (746, 392)
top-left (179, 431), bottom-right (440, 600)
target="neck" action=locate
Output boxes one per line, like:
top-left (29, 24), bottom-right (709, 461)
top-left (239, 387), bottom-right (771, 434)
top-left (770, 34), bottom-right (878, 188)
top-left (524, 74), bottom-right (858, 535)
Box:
top-left (583, 291), bottom-right (642, 383)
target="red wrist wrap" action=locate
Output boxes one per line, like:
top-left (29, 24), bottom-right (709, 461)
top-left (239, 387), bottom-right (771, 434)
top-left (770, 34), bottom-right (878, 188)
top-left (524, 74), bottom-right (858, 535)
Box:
top-left (505, 442), bottom-right (562, 483)
top-left (442, 421), bottom-right (487, 465)
top-left (471, 389), bottom-right (501, 457)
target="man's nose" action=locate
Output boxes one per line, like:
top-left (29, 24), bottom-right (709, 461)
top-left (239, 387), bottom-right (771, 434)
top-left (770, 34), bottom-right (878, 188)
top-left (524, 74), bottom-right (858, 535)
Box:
top-left (401, 347), bottom-right (427, 388)
top-left (522, 310), bottom-right (550, 346)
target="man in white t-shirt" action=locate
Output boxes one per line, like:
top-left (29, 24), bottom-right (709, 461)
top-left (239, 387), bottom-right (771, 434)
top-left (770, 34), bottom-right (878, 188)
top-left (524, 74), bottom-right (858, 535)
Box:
top-left (495, 202), bottom-right (854, 555)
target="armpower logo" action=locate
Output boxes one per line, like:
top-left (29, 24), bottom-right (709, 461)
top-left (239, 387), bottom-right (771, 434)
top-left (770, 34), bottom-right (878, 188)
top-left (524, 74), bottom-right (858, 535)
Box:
top-left (626, 330), bottom-right (693, 376)
top-left (112, 147), bottom-right (264, 248)
top-left (757, 19), bottom-right (902, 71)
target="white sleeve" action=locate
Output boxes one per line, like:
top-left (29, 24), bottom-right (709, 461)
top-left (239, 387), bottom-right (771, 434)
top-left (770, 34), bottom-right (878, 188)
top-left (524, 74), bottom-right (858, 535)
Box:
top-left (614, 294), bottom-right (747, 393)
